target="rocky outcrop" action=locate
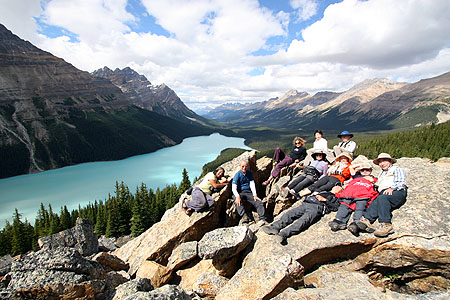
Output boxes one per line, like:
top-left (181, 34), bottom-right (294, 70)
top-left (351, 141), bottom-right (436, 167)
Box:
top-left (38, 218), bottom-right (98, 256)
top-left (3, 152), bottom-right (450, 299)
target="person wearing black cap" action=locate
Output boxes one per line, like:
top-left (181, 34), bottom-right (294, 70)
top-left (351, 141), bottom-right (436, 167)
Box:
top-left (333, 130), bottom-right (357, 158)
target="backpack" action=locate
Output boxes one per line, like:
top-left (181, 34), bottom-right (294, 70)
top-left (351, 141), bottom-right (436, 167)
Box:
top-left (303, 166), bottom-right (321, 181)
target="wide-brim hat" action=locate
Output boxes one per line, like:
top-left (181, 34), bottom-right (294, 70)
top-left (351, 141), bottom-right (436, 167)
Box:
top-left (373, 153), bottom-right (396, 165)
top-left (337, 130), bottom-right (353, 138)
top-left (311, 149), bottom-right (327, 159)
top-left (355, 162), bottom-right (373, 172)
top-left (335, 152), bottom-right (353, 162)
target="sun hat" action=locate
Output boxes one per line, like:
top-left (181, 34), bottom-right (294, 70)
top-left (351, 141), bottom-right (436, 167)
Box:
top-left (311, 149), bottom-right (327, 159)
top-left (337, 130), bottom-right (354, 138)
top-left (355, 162), bottom-right (373, 172)
top-left (335, 152), bottom-right (353, 162)
top-left (373, 153), bottom-right (396, 165)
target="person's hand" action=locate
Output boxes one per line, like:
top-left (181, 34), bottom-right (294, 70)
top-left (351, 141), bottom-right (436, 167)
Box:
top-left (383, 188), bottom-right (393, 195)
top-left (331, 186), bottom-right (343, 194)
top-left (235, 196), bottom-right (241, 206)
top-left (316, 195), bottom-right (326, 202)
top-left (254, 195), bottom-right (261, 201)
top-left (295, 159), bottom-right (299, 163)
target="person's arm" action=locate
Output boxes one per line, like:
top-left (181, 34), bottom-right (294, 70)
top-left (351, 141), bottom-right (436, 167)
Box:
top-left (249, 180), bottom-right (261, 200)
top-left (232, 183), bottom-right (241, 206)
top-left (209, 178), bottom-right (228, 189)
top-left (392, 167), bottom-right (406, 190)
top-left (346, 141), bottom-right (357, 153)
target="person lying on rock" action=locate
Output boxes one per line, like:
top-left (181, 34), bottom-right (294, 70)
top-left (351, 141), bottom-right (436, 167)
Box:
top-left (298, 152), bottom-right (355, 197)
top-left (328, 162), bottom-right (379, 236)
top-left (262, 137), bottom-right (307, 186)
top-left (280, 149), bottom-right (329, 201)
top-left (357, 153), bottom-right (407, 238)
top-left (261, 191), bottom-right (340, 244)
top-left (183, 167), bottom-right (230, 215)
top-left (232, 160), bottom-right (269, 225)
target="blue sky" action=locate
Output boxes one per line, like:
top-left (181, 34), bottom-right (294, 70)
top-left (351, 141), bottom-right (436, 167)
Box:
top-left (1, 0), bottom-right (450, 110)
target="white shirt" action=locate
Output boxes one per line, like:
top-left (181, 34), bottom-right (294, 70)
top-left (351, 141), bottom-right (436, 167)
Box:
top-left (313, 138), bottom-right (328, 152)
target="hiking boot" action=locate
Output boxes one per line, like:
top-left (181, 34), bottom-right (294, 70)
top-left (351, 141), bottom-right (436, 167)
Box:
top-left (275, 234), bottom-right (287, 245)
top-left (256, 219), bottom-right (270, 227)
top-left (356, 216), bottom-right (375, 233)
top-left (347, 222), bottom-right (359, 236)
top-left (261, 225), bottom-right (279, 235)
top-left (328, 219), bottom-right (347, 231)
top-left (374, 223), bottom-right (394, 237)
top-left (239, 215), bottom-right (251, 226)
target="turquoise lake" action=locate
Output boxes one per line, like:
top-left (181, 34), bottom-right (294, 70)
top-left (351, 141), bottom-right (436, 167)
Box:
top-left (0, 133), bottom-right (251, 226)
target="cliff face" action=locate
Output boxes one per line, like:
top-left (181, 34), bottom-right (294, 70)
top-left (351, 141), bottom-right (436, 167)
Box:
top-left (0, 24), bottom-right (212, 178)
top-left (92, 67), bottom-right (213, 126)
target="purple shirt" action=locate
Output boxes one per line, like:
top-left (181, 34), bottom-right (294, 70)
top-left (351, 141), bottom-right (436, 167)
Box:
top-left (309, 159), bottom-right (329, 179)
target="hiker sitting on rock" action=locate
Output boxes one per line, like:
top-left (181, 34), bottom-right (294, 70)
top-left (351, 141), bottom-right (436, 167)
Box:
top-left (357, 153), bottom-right (407, 238)
top-left (299, 152), bottom-right (355, 197)
top-left (330, 131), bottom-right (357, 161)
top-left (263, 137), bottom-right (307, 186)
top-left (232, 160), bottom-right (268, 225)
top-left (183, 167), bottom-right (230, 215)
top-left (261, 191), bottom-right (340, 244)
top-left (281, 149), bottom-right (329, 200)
top-left (328, 162), bottom-right (379, 236)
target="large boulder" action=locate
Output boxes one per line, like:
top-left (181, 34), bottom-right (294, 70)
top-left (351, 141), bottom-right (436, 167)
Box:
top-left (111, 278), bottom-right (152, 300)
top-left (198, 226), bottom-right (254, 261)
top-left (6, 247), bottom-right (106, 299)
top-left (114, 151), bottom-right (259, 275)
top-left (0, 255), bottom-right (12, 277)
top-left (136, 261), bottom-right (172, 288)
top-left (122, 284), bottom-right (190, 300)
top-left (215, 253), bottom-right (304, 300)
top-left (38, 218), bottom-right (98, 256)
top-left (194, 272), bottom-right (229, 298)
top-left (166, 241), bottom-right (198, 271)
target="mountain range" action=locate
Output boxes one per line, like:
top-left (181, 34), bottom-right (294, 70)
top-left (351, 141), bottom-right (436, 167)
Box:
top-left (203, 73), bottom-right (450, 131)
top-left (0, 24), bottom-right (216, 179)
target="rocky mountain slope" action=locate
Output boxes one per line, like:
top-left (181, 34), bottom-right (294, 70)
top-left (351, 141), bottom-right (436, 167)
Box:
top-left (0, 24), bottom-right (213, 179)
top-left (91, 67), bottom-right (214, 127)
top-left (2, 151), bottom-right (449, 299)
top-left (204, 72), bottom-right (450, 131)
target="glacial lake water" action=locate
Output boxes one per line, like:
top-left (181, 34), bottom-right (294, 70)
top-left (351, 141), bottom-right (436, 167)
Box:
top-left (0, 133), bottom-right (251, 226)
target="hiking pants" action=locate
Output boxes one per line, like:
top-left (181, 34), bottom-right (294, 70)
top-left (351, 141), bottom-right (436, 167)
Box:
top-left (287, 175), bottom-right (314, 193)
top-left (271, 202), bottom-right (323, 238)
top-left (188, 187), bottom-right (215, 212)
top-left (234, 190), bottom-right (267, 221)
top-left (335, 198), bottom-right (368, 223)
top-left (308, 176), bottom-right (341, 193)
top-left (271, 147), bottom-right (293, 178)
top-left (364, 189), bottom-right (407, 223)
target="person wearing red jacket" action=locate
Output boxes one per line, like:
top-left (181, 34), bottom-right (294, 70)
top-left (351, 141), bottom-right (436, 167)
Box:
top-left (328, 162), bottom-right (378, 236)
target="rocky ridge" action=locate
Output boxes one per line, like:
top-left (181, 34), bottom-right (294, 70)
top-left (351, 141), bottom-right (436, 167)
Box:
top-left (203, 71), bottom-right (450, 131)
top-left (0, 24), bottom-right (213, 179)
top-left (1, 151), bottom-right (449, 299)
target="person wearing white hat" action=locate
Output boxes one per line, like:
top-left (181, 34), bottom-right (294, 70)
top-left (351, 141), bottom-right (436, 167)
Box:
top-left (357, 153), bottom-right (407, 237)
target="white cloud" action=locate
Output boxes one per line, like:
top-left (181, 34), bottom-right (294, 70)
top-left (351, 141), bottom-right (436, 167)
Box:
top-left (1, 0), bottom-right (450, 112)
top-left (0, 0), bottom-right (42, 42)
top-left (272, 0), bottom-right (450, 69)
top-left (290, 0), bottom-right (318, 22)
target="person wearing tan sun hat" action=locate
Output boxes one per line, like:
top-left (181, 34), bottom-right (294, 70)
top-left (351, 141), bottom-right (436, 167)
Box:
top-left (357, 153), bottom-right (407, 238)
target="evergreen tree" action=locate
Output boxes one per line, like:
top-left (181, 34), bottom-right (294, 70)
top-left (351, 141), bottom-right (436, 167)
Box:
top-left (0, 221), bottom-right (12, 256)
top-left (178, 168), bottom-right (191, 196)
top-left (59, 206), bottom-right (72, 230)
top-left (131, 186), bottom-right (146, 237)
top-left (94, 201), bottom-right (107, 235)
top-left (11, 209), bottom-right (30, 255)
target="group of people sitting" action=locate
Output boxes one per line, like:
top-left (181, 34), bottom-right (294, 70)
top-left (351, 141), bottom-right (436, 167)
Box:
top-left (183, 130), bottom-right (408, 245)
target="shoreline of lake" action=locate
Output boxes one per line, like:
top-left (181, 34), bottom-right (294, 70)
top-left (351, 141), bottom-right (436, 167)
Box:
top-left (0, 133), bottom-right (251, 226)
